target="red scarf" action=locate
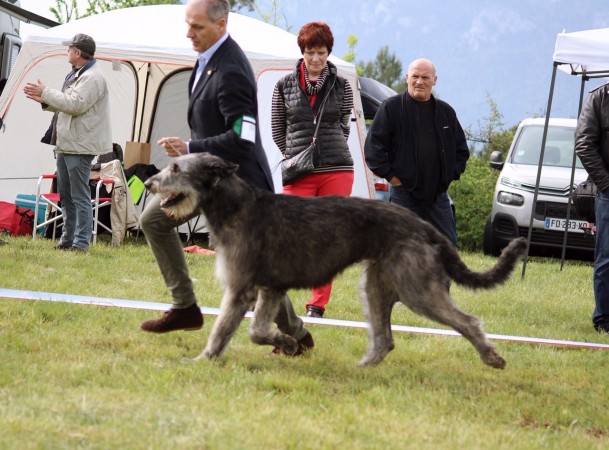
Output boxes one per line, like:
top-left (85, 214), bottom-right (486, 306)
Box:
top-left (299, 60), bottom-right (317, 108)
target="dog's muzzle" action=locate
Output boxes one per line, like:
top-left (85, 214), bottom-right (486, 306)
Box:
top-left (159, 193), bottom-right (186, 208)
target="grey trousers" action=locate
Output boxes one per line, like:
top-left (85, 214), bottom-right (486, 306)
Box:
top-left (140, 194), bottom-right (309, 340)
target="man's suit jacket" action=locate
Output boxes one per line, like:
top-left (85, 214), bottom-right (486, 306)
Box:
top-left (187, 36), bottom-right (274, 192)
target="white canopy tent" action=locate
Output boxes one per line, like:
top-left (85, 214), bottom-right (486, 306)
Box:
top-left (0, 5), bottom-right (374, 205)
top-left (554, 28), bottom-right (609, 76)
top-left (522, 27), bottom-right (609, 275)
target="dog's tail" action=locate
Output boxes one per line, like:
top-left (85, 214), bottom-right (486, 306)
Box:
top-left (443, 237), bottom-right (527, 289)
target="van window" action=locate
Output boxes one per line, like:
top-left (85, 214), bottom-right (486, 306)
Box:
top-left (510, 124), bottom-right (583, 169)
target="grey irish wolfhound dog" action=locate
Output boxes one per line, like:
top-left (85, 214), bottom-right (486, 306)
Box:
top-left (145, 153), bottom-right (526, 368)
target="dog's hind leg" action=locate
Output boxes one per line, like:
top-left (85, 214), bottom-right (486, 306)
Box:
top-left (249, 289), bottom-right (298, 355)
top-left (196, 287), bottom-right (257, 360)
top-left (358, 263), bottom-right (397, 367)
top-left (402, 282), bottom-right (506, 369)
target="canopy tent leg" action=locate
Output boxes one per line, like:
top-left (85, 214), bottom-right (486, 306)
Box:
top-left (559, 70), bottom-right (590, 270)
top-left (522, 62), bottom-right (560, 278)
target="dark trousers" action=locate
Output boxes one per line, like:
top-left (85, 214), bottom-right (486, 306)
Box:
top-left (389, 185), bottom-right (457, 246)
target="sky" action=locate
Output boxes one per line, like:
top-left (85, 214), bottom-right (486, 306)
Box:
top-left (17, 0), bottom-right (609, 136)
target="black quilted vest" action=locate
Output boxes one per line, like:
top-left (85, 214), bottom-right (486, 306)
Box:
top-left (277, 63), bottom-right (353, 168)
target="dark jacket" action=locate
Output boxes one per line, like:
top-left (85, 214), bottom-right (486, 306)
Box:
top-left (364, 92), bottom-right (469, 194)
top-left (575, 82), bottom-right (609, 192)
top-left (272, 61), bottom-right (353, 183)
top-left (187, 35), bottom-right (274, 192)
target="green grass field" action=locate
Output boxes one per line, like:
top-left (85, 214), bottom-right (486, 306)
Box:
top-left (1, 235), bottom-right (608, 449)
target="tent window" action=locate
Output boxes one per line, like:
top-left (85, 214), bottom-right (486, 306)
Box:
top-left (0, 33), bottom-right (22, 94)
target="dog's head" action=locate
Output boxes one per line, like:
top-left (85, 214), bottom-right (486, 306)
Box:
top-left (145, 153), bottom-right (239, 220)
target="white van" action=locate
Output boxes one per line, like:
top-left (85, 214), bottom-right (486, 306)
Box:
top-left (483, 117), bottom-right (594, 255)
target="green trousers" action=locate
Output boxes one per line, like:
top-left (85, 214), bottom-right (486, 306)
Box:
top-left (140, 194), bottom-right (309, 340)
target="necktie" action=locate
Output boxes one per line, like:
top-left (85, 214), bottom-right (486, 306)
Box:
top-left (192, 57), bottom-right (207, 91)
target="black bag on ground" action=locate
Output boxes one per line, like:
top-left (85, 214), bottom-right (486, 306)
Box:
top-left (571, 177), bottom-right (597, 223)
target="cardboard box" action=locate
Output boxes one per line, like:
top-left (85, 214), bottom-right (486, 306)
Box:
top-left (124, 141), bottom-right (151, 169)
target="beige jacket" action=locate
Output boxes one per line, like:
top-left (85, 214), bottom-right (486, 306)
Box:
top-left (41, 60), bottom-right (112, 156)
top-left (91, 160), bottom-right (139, 246)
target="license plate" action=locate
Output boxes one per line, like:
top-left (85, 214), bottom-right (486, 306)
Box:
top-left (544, 217), bottom-right (589, 233)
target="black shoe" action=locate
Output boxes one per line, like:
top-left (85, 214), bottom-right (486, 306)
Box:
top-left (54, 242), bottom-right (72, 250)
top-left (306, 305), bottom-right (324, 318)
top-left (594, 322), bottom-right (609, 334)
top-left (68, 246), bottom-right (88, 253)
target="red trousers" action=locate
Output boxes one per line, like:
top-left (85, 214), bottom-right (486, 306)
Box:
top-left (283, 171), bottom-right (354, 312)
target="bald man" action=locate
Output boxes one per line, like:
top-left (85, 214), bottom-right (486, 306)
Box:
top-left (365, 58), bottom-right (469, 246)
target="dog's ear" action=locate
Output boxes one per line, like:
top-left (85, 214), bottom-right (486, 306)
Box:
top-left (206, 157), bottom-right (239, 178)
top-left (222, 160), bottom-right (239, 176)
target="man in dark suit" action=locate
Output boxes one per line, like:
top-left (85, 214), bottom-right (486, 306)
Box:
top-left (139, 0), bottom-right (314, 355)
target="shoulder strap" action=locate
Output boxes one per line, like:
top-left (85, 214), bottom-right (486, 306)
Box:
top-left (312, 75), bottom-right (337, 141)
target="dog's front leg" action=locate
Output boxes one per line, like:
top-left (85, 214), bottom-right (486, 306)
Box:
top-left (249, 289), bottom-right (298, 354)
top-left (195, 287), bottom-right (256, 361)
top-left (359, 265), bottom-right (396, 367)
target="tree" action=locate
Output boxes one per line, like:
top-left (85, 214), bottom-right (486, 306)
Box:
top-left (229, 0), bottom-right (291, 30)
top-left (51, 0), bottom-right (180, 22)
top-left (81, 0), bottom-right (180, 18)
top-left (51, 0), bottom-right (255, 23)
top-left (229, 0), bottom-right (256, 11)
top-left (465, 93), bottom-right (516, 159)
top-left (50, 0), bottom-right (79, 23)
top-left (358, 46), bottom-right (404, 92)
top-left (343, 34), bottom-right (358, 65)
top-left (449, 94), bottom-right (520, 251)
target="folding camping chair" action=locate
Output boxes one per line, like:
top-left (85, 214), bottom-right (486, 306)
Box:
top-left (33, 173), bottom-right (115, 244)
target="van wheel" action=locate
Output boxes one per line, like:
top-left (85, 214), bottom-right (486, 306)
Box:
top-left (483, 217), bottom-right (500, 256)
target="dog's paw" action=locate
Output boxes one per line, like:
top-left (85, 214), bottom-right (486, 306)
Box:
top-left (358, 346), bottom-right (391, 367)
top-left (482, 349), bottom-right (506, 369)
top-left (193, 347), bottom-right (216, 361)
top-left (358, 354), bottom-right (384, 367)
top-left (281, 339), bottom-right (299, 356)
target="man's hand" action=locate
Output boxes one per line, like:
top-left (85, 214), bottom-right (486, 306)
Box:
top-left (158, 137), bottom-right (187, 157)
top-left (23, 80), bottom-right (46, 103)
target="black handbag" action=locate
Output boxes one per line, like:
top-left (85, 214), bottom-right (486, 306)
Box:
top-left (280, 111), bottom-right (323, 186)
top-left (571, 177), bottom-right (597, 223)
top-left (280, 141), bottom-right (317, 186)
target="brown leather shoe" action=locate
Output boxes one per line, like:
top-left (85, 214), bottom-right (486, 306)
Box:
top-left (140, 304), bottom-right (203, 333)
top-left (270, 331), bottom-right (314, 356)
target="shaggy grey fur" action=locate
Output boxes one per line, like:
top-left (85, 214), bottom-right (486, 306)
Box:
top-left (145, 153), bottom-right (526, 368)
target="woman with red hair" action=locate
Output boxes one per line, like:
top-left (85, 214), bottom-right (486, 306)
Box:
top-left (271, 22), bottom-right (354, 318)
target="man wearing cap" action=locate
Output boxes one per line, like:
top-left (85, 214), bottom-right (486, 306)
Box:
top-left (24, 33), bottom-right (111, 252)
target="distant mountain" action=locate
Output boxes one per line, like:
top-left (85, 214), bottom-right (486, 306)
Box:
top-left (23, 0), bottom-right (609, 136)
top-left (240, 0), bottom-right (609, 135)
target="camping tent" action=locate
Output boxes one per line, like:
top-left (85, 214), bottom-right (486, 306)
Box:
top-left (522, 27), bottom-right (609, 274)
top-left (0, 5), bottom-right (374, 206)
